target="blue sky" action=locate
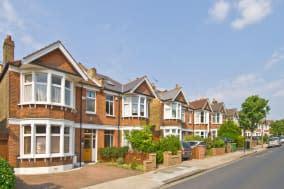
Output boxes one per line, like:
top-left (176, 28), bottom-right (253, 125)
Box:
top-left (0, 0), bottom-right (284, 119)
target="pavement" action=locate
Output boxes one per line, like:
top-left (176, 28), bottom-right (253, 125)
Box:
top-left (83, 145), bottom-right (267, 189)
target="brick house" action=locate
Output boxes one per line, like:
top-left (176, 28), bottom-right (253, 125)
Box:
top-left (0, 35), bottom-right (157, 174)
top-left (151, 84), bottom-right (189, 140)
top-left (225, 108), bottom-right (239, 124)
top-left (210, 99), bottom-right (226, 137)
top-left (188, 98), bottom-right (213, 138)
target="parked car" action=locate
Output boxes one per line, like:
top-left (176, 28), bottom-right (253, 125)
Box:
top-left (279, 136), bottom-right (284, 144)
top-left (181, 141), bottom-right (192, 160)
top-left (268, 137), bottom-right (281, 148)
top-left (187, 141), bottom-right (206, 149)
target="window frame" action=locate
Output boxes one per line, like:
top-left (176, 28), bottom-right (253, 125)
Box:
top-left (21, 71), bottom-right (74, 108)
top-left (86, 89), bottom-right (96, 114)
top-left (105, 95), bottom-right (114, 116)
top-left (122, 95), bottom-right (148, 118)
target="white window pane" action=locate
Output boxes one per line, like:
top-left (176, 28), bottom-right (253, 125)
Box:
top-left (36, 73), bottom-right (47, 83)
top-left (52, 86), bottom-right (61, 103)
top-left (24, 85), bottom-right (32, 102)
top-left (36, 136), bottom-right (46, 154)
top-left (65, 80), bottom-right (71, 89)
top-left (64, 136), bottom-right (70, 153)
top-left (65, 89), bottom-right (71, 105)
top-left (87, 98), bottom-right (96, 112)
top-left (24, 74), bottom-right (32, 83)
top-left (52, 75), bottom-right (62, 85)
top-left (51, 136), bottom-right (60, 153)
top-left (35, 84), bottom-right (47, 101)
top-left (24, 136), bottom-right (31, 154)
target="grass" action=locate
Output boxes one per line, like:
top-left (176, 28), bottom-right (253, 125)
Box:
top-left (105, 162), bottom-right (144, 172)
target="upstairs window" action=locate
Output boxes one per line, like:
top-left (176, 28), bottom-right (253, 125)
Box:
top-left (22, 72), bottom-right (73, 107)
top-left (86, 90), bottom-right (96, 113)
top-left (51, 75), bottom-right (62, 103)
top-left (200, 111), bottom-right (205, 123)
top-left (106, 95), bottom-right (114, 116)
top-left (164, 102), bottom-right (182, 120)
top-left (65, 80), bottom-right (71, 106)
top-left (123, 96), bottom-right (147, 118)
top-left (23, 74), bottom-right (32, 102)
top-left (35, 73), bottom-right (47, 102)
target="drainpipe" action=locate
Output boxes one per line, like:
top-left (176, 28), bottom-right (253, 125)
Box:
top-left (117, 95), bottom-right (121, 147)
top-left (79, 85), bottom-right (83, 167)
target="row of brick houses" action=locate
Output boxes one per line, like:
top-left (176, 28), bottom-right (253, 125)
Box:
top-left (0, 35), bottom-right (239, 174)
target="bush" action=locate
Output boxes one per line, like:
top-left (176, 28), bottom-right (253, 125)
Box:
top-left (116, 157), bottom-right (124, 165)
top-left (183, 135), bottom-right (203, 141)
top-left (159, 135), bottom-right (181, 155)
top-left (213, 138), bottom-right (225, 148)
top-left (203, 138), bottom-right (213, 149)
top-left (236, 136), bottom-right (245, 147)
top-left (99, 146), bottom-right (129, 161)
top-left (130, 161), bottom-right (138, 170)
top-left (156, 150), bottom-right (163, 164)
top-left (0, 157), bottom-right (16, 189)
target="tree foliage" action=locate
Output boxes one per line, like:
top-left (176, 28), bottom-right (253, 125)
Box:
top-left (270, 119), bottom-right (284, 136)
top-left (0, 157), bottom-right (16, 189)
top-left (218, 120), bottom-right (241, 142)
top-left (125, 125), bottom-right (154, 153)
top-left (239, 95), bottom-right (270, 138)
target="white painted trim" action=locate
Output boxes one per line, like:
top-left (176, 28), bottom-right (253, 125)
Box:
top-left (8, 118), bottom-right (75, 125)
top-left (172, 88), bottom-right (189, 104)
top-left (160, 126), bottom-right (182, 129)
top-left (104, 90), bottom-right (120, 96)
top-left (74, 123), bottom-right (118, 130)
top-left (119, 126), bottom-right (143, 130)
top-left (22, 41), bottom-right (88, 80)
top-left (14, 164), bottom-right (74, 175)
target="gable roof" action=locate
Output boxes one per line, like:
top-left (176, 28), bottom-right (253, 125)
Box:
top-left (189, 98), bottom-right (213, 112)
top-left (122, 76), bottom-right (157, 97)
top-left (211, 101), bottom-right (226, 113)
top-left (226, 108), bottom-right (239, 117)
top-left (157, 87), bottom-right (188, 104)
top-left (22, 41), bottom-right (88, 80)
top-left (97, 73), bottom-right (122, 93)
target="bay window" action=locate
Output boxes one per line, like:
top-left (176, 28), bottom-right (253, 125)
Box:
top-left (86, 90), bottom-right (96, 113)
top-left (200, 111), bottom-right (205, 123)
top-left (164, 102), bottom-right (182, 119)
top-left (194, 111), bottom-right (209, 124)
top-left (122, 95), bottom-right (147, 118)
top-left (106, 95), bottom-right (114, 116)
top-left (21, 72), bottom-right (74, 107)
top-left (20, 122), bottom-right (73, 158)
top-left (212, 113), bottom-right (221, 124)
top-left (181, 108), bottom-right (185, 122)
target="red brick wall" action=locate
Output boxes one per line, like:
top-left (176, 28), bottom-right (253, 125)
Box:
top-left (7, 124), bottom-right (20, 167)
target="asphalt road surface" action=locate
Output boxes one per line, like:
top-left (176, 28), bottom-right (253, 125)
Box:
top-left (165, 146), bottom-right (284, 189)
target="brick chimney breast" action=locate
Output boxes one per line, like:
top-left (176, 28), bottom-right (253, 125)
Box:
top-left (3, 35), bottom-right (15, 65)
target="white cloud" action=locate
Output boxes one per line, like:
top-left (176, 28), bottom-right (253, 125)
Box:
top-left (231, 0), bottom-right (272, 30)
top-left (264, 47), bottom-right (284, 70)
top-left (208, 0), bottom-right (231, 22)
top-left (193, 73), bottom-right (284, 119)
top-left (0, 0), bottom-right (41, 51)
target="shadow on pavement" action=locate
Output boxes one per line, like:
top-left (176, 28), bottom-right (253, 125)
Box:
top-left (16, 178), bottom-right (62, 189)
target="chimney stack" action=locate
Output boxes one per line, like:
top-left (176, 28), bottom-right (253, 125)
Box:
top-left (87, 67), bottom-right (97, 79)
top-left (175, 83), bottom-right (181, 89)
top-left (2, 35), bottom-right (15, 66)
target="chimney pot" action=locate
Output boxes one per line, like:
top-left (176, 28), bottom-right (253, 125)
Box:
top-left (175, 83), bottom-right (181, 89)
top-left (87, 67), bottom-right (97, 79)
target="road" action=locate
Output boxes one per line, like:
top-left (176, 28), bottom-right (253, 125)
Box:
top-left (165, 146), bottom-right (284, 189)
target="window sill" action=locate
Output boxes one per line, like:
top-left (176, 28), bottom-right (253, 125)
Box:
top-left (106, 114), bottom-right (116, 118)
top-left (18, 103), bottom-right (75, 110)
top-left (122, 116), bottom-right (148, 119)
top-left (86, 111), bottom-right (96, 115)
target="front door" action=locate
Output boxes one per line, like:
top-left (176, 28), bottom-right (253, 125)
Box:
top-left (92, 129), bottom-right (97, 162)
top-left (83, 134), bottom-right (92, 162)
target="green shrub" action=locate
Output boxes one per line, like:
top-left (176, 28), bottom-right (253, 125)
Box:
top-left (236, 136), bottom-right (245, 147)
top-left (99, 146), bottom-right (129, 161)
top-left (263, 135), bottom-right (269, 144)
top-left (0, 157), bottom-right (16, 189)
top-left (213, 138), bottom-right (225, 148)
top-left (116, 157), bottom-right (124, 165)
top-left (206, 148), bottom-right (213, 156)
top-left (130, 161), bottom-right (138, 170)
top-left (183, 135), bottom-right (203, 141)
top-left (204, 138), bottom-right (213, 149)
top-left (156, 150), bottom-right (163, 164)
top-left (159, 135), bottom-right (181, 155)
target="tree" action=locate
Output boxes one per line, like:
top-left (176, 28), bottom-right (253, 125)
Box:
top-left (270, 120), bottom-right (284, 136)
top-left (239, 95), bottom-right (270, 141)
top-left (125, 125), bottom-right (154, 152)
top-left (218, 120), bottom-right (241, 142)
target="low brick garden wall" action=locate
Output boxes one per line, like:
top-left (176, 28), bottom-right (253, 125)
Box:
top-left (143, 153), bottom-right (156, 172)
top-left (124, 152), bottom-right (149, 164)
top-left (163, 151), bottom-right (181, 167)
top-left (192, 146), bottom-right (206, 159)
top-left (212, 147), bottom-right (225, 156)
